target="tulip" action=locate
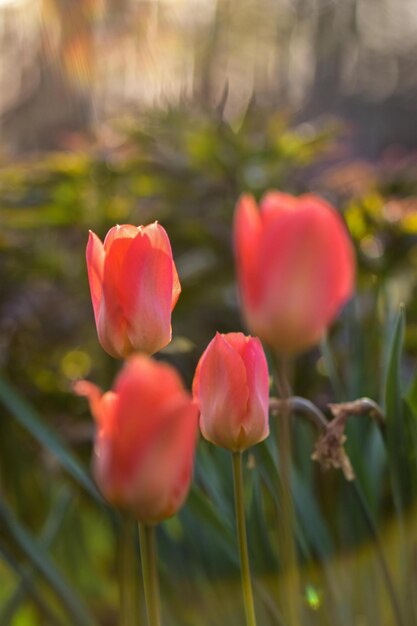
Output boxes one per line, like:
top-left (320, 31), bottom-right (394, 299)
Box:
top-left (194, 332), bottom-right (267, 626)
top-left (234, 192), bottom-right (355, 354)
top-left (74, 355), bottom-right (198, 524)
top-left (193, 332), bottom-right (269, 451)
top-left (86, 222), bottom-right (181, 358)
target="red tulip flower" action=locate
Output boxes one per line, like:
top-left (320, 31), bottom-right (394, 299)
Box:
top-left (74, 355), bottom-right (198, 524)
top-left (234, 192), bottom-right (355, 354)
top-left (193, 332), bottom-right (269, 451)
top-left (86, 222), bottom-right (181, 358)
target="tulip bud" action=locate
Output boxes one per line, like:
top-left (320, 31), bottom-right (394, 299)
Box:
top-left (74, 355), bottom-right (198, 524)
top-left (234, 192), bottom-right (355, 354)
top-left (86, 222), bottom-right (181, 358)
top-left (193, 332), bottom-right (269, 451)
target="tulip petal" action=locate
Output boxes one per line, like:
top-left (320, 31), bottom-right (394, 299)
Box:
top-left (103, 224), bottom-right (139, 251)
top-left (91, 390), bottom-right (120, 498)
top-left (73, 380), bottom-right (103, 422)
top-left (255, 204), bottom-right (321, 350)
top-left (260, 191), bottom-right (297, 223)
top-left (234, 194), bottom-right (262, 311)
top-left (197, 333), bottom-right (249, 451)
top-left (127, 399), bottom-right (199, 523)
top-left (86, 231), bottom-right (105, 328)
top-left (221, 331), bottom-right (249, 357)
top-left (171, 261), bottom-right (181, 310)
top-left (100, 235), bottom-right (136, 357)
top-left (240, 337), bottom-right (270, 444)
top-left (257, 196), bottom-right (355, 351)
top-left (142, 222), bottom-right (181, 310)
top-left (300, 195), bottom-right (355, 320)
top-left (109, 356), bottom-right (187, 490)
top-left (121, 224), bottom-right (174, 354)
top-left (115, 355), bottom-right (186, 422)
top-left (73, 379), bottom-right (120, 490)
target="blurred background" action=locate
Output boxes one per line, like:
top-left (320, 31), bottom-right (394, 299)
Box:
top-left (2, 0), bottom-right (417, 624)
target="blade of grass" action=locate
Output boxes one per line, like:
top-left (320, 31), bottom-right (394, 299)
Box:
top-left (187, 484), bottom-right (237, 560)
top-left (248, 468), bottom-right (276, 571)
top-left (1, 488), bottom-right (73, 625)
top-left (0, 376), bottom-right (102, 503)
top-left (383, 305), bottom-right (407, 514)
top-left (0, 496), bottom-right (96, 626)
top-left (256, 438), bottom-right (334, 560)
top-left (320, 333), bottom-right (345, 401)
top-left (0, 543), bottom-right (64, 625)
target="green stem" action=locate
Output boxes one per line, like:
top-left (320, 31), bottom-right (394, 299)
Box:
top-left (274, 356), bottom-right (300, 626)
top-left (139, 523), bottom-right (162, 626)
top-left (232, 451), bottom-right (257, 626)
top-left (120, 516), bottom-right (137, 626)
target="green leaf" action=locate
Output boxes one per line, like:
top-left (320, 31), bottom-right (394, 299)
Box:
top-left (405, 365), bottom-right (417, 416)
top-left (320, 333), bottom-right (345, 400)
top-left (248, 468), bottom-right (276, 570)
top-left (383, 305), bottom-right (408, 512)
top-left (0, 543), bottom-right (64, 625)
top-left (256, 438), bottom-right (334, 559)
top-left (384, 305), bottom-right (405, 416)
top-left (1, 488), bottom-right (73, 625)
top-left (0, 376), bottom-right (102, 504)
top-left (186, 484), bottom-right (237, 565)
top-left (0, 496), bottom-right (95, 626)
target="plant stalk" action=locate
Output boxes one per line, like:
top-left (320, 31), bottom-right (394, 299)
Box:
top-left (274, 356), bottom-right (300, 626)
top-left (232, 451), bottom-right (258, 626)
top-left (139, 523), bottom-right (162, 626)
top-left (120, 515), bottom-right (137, 626)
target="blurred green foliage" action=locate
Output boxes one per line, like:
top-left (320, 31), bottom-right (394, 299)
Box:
top-left (1, 105), bottom-right (417, 625)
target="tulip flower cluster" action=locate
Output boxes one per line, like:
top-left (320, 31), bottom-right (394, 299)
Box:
top-left (76, 188), bottom-right (354, 626)
top-left (78, 190), bottom-right (354, 523)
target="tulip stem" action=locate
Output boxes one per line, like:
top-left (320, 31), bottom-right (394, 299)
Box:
top-left (274, 356), bottom-right (300, 626)
top-left (120, 516), bottom-right (138, 626)
top-left (139, 523), bottom-right (162, 626)
top-left (232, 451), bottom-right (258, 626)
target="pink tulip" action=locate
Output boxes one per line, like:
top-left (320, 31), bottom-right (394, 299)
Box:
top-left (234, 192), bottom-right (355, 354)
top-left (86, 222), bottom-right (181, 358)
top-left (193, 332), bottom-right (269, 451)
top-left (74, 355), bottom-right (198, 524)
